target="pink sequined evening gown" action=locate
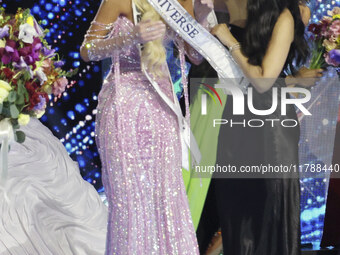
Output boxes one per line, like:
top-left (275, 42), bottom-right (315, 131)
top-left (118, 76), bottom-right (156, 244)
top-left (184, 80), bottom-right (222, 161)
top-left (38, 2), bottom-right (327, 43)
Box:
top-left (95, 16), bottom-right (199, 255)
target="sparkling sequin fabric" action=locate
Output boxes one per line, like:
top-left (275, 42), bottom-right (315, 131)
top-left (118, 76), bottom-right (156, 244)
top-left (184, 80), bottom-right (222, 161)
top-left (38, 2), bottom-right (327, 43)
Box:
top-left (95, 16), bottom-right (199, 255)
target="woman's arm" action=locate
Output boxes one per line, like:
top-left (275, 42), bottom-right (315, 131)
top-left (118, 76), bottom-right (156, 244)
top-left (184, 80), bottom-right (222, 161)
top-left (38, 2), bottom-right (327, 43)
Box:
top-left (178, 0), bottom-right (214, 65)
top-left (213, 0), bottom-right (228, 13)
top-left (179, 0), bottom-right (203, 65)
top-left (285, 5), bottom-right (322, 89)
top-left (285, 67), bottom-right (323, 88)
top-left (80, 0), bottom-right (123, 62)
top-left (299, 4), bottom-right (311, 26)
top-left (80, 0), bottom-right (166, 62)
top-left (211, 9), bottom-right (295, 93)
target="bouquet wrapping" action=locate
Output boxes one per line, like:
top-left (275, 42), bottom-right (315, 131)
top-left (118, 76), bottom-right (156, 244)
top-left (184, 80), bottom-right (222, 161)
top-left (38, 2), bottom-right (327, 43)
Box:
top-left (308, 7), bottom-right (340, 71)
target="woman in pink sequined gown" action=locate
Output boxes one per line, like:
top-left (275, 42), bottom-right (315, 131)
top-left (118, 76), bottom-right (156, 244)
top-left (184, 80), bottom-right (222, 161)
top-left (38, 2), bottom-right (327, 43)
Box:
top-left (80, 0), bottom-right (212, 254)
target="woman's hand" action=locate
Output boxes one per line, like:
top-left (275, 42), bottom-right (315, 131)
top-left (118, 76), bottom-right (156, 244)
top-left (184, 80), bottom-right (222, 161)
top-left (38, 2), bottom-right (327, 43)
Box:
top-left (286, 67), bottom-right (324, 88)
top-left (211, 24), bottom-right (238, 48)
top-left (134, 20), bottom-right (166, 44)
top-left (194, 0), bottom-right (214, 23)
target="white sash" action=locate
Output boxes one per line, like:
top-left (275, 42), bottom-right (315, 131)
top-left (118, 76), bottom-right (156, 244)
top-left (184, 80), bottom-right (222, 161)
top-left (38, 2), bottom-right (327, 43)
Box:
top-left (145, 0), bottom-right (249, 92)
top-left (132, 2), bottom-right (201, 170)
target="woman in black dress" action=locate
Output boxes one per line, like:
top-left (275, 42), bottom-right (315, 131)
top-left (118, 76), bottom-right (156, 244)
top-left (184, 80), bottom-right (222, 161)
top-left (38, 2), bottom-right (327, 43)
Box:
top-left (209, 0), bottom-right (309, 254)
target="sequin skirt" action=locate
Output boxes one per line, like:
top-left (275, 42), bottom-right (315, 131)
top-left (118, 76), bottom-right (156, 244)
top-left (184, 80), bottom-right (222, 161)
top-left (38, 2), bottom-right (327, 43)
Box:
top-left (95, 70), bottom-right (199, 255)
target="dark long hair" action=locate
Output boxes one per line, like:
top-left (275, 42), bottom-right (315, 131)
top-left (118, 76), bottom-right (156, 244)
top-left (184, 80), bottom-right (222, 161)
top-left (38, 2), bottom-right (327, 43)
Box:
top-left (242, 0), bottom-right (309, 74)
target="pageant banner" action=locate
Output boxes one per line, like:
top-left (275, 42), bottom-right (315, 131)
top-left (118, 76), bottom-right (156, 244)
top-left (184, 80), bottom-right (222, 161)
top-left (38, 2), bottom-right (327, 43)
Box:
top-left (146, 0), bottom-right (250, 92)
top-left (132, 2), bottom-right (201, 170)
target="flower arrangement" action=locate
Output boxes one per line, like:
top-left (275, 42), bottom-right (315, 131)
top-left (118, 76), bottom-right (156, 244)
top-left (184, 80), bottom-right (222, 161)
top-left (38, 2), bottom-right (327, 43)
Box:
top-left (0, 8), bottom-right (76, 143)
top-left (308, 7), bottom-right (340, 71)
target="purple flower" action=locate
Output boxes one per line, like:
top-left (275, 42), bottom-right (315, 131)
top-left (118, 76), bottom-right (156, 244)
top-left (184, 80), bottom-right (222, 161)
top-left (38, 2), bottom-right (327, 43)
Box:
top-left (33, 39), bottom-right (42, 52)
top-left (18, 38), bottom-right (42, 65)
top-left (30, 38), bottom-right (42, 61)
top-left (24, 55), bottom-right (34, 65)
top-left (33, 95), bottom-right (47, 111)
top-left (54, 60), bottom-right (65, 68)
top-left (326, 49), bottom-right (340, 67)
top-left (41, 47), bottom-right (56, 58)
top-left (18, 46), bottom-right (34, 65)
top-left (13, 56), bottom-right (34, 78)
top-left (0, 25), bottom-right (9, 39)
top-left (0, 39), bottom-right (20, 65)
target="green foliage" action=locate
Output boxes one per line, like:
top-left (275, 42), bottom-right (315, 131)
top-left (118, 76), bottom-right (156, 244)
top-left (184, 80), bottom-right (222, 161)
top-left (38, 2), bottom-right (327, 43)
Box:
top-left (59, 68), bottom-right (79, 78)
top-left (10, 118), bottom-right (19, 130)
top-left (310, 39), bottom-right (327, 70)
top-left (0, 8), bottom-right (77, 144)
top-left (9, 104), bottom-right (19, 118)
top-left (8, 91), bottom-right (17, 103)
top-left (15, 130), bottom-right (26, 144)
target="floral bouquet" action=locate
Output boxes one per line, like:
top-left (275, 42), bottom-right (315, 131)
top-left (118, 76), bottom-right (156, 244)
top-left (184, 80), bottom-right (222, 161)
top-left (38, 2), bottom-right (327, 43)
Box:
top-left (0, 8), bottom-right (76, 144)
top-left (308, 7), bottom-right (340, 71)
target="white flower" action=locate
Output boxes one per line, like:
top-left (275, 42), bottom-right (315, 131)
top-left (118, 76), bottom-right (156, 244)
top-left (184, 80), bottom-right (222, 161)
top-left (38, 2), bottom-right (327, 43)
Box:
top-left (0, 88), bottom-right (9, 104)
top-left (0, 80), bottom-right (11, 104)
top-left (18, 114), bottom-right (30, 126)
top-left (33, 18), bottom-right (45, 37)
top-left (18, 23), bottom-right (38, 44)
top-left (14, 56), bottom-right (34, 78)
top-left (35, 68), bottom-right (48, 85)
top-left (0, 80), bottom-right (12, 91)
top-left (35, 110), bottom-right (45, 119)
top-left (0, 39), bottom-right (6, 48)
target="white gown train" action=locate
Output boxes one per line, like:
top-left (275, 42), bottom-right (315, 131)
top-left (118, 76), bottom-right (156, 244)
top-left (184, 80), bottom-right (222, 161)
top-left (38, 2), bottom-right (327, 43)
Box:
top-left (0, 118), bottom-right (107, 255)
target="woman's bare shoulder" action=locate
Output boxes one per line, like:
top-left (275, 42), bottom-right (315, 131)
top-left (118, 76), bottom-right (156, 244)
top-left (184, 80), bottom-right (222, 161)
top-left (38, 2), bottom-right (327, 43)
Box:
top-left (272, 8), bottom-right (294, 42)
top-left (278, 8), bottom-right (294, 25)
top-left (94, 0), bottom-right (132, 23)
top-left (274, 8), bottom-right (294, 32)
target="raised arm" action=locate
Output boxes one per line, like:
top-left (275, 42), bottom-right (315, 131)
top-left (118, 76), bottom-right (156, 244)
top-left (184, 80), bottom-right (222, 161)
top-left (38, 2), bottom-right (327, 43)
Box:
top-left (213, 0), bottom-right (228, 13)
top-left (177, 0), bottom-right (215, 65)
top-left (80, 0), bottom-right (123, 62)
top-left (212, 9), bottom-right (295, 93)
top-left (80, 0), bottom-right (166, 62)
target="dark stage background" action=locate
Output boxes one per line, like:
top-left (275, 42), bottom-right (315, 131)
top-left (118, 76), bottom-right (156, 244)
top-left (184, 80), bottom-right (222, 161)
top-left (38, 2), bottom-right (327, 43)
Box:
top-left (2, 0), bottom-right (339, 248)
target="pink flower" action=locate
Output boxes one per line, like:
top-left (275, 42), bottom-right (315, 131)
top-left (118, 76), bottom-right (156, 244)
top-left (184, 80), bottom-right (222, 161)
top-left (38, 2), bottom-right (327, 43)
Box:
top-left (329, 20), bottom-right (340, 36)
top-left (330, 34), bottom-right (338, 43)
top-left (52, 77), bottom-right (68, 96)
top-left (323, 39), bottom-right (337, 51)
top-left (41, 59), bottom-right (53, 74)
top-left (320, 18), bottom-right (332, 37)
top-left (322, 16), bottom-right (333, 24)
top-left (328, 7), bottom-right (340, 17)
